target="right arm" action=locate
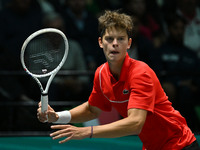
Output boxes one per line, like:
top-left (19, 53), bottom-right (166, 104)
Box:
top-left (69, 102), bottom-right (101, 123)
top-left (37, 101), bottom-right (101, 124)
top-left (38, 66), bottom-right (103, 124)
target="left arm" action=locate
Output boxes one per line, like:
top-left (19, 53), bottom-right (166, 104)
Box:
top-left (92, 108), bottom-right (147, 138)
top-left (50, 108), bottom-right (147, 143)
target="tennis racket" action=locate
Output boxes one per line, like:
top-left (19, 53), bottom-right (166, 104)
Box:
top-left (20, 28), bottom-right (69, 116)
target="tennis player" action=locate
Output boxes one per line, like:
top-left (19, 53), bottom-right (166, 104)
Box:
top-left (37, 10), bottom-right (199, 150)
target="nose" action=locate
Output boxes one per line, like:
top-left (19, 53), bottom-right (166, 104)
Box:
top-left (112, 38), bottom-right (118, 47)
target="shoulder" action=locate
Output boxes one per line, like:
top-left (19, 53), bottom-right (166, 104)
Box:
top-left (128, 60), bottom-right (158, 90)
top-left (128, 59), bottom-right (157, 81)
top-left (94, 63), bottom-right (106, 76)
top-left (129, 59), bottom-right (152, 73)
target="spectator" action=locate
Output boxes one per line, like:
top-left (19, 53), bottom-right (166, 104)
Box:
top-left (123, 0), bottom-right (165, 48)
top-left (150, 14), bottom-right (200, 132)
top-left (37, 0), bottom-right (55, 14)
top-left (0, 0), bottom-right (43, 70)
top-left (176, 0), bottom-right (200, 58)
top-left (0, 0), bottom-right (44, 100)
top-left (59, 0), bottom-right (105, 71)
top-left (127, 16), bottom-right (155, 65)
top-left (36, 12), bottom-right (91, 101)
top-left (42, 0), bottom-right (65, 14)
top-left (95, 0), bottom-right (123, 12)
top-left (0, 0), bottom-right (44, 131)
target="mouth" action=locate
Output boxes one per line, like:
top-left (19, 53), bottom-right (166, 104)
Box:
top-left (110, 50), bottom-right (119, 55)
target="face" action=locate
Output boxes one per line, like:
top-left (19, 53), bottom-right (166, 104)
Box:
top-left (14, 0), bottom-right (32, 12)
top-left (98, 27), bottom-right (132, 64)
top-left (178, 0), bottom-right (197, 11)
top-left (168, 20), bottom-right (185, 43)
top-left (47, 17), bottom-right (65, 32)
top-left (127, 0), bottom-right (146, 17)
top-left (67, 0), bottom-right (86, 15)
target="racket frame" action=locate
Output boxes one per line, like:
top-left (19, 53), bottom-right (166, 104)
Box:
top-left (20, 28), bottom-right (69, 113)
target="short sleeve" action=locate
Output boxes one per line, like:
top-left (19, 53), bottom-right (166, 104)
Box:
top-left (128, 71), bottom-right (155, 113)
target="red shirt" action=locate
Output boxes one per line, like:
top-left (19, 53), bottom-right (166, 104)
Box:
top-left (88, 53), bottom-right (196, 150)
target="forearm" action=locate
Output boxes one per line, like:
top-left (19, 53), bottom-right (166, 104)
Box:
top-left (92, 117), bottom-right (142, 138)
top-left (50, 117), bottom-right (140, 143)
top-left (69, 102), bottom-right (100, 123)
top-left (50, 109), bottom-right (147, 143)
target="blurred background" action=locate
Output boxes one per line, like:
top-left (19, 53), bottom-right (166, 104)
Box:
top-left (0, 0), bottom-right (200, 137)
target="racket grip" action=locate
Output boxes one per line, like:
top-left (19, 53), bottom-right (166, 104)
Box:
top-left (41, 94), bottom-right (48, 113)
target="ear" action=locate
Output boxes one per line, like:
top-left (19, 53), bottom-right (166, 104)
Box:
top-left (98, 37), bottom-right (103, 48)
top-left (127, 38), bottom-right (132, 49)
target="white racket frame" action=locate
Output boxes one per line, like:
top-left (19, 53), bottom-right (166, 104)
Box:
top-left (20, 28), bottom-right (69, 113)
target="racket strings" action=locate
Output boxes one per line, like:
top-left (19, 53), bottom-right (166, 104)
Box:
top-left (24, 32), bottom-right (65, 75)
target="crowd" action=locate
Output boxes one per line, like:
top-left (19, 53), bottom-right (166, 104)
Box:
top-left (0, 0), bottom-right (200, 133)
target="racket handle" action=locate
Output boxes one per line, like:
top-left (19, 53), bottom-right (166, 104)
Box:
top-left (41, 94), bottom-right (48, 113)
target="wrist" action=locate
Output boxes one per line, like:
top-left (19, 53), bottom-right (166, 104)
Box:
top-left (53, 110), bottom-right (71, 124)
top-left (90, 126), bottom-right (93, 138)
top-left (55, 113), bottom-right (59, 122)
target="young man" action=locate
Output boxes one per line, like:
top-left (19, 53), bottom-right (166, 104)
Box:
top-left (37, 10), bottom-right (199, 150)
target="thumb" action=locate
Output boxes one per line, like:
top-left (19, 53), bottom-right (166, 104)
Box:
top-left (47, 104), bottom-right (54, 111)
top-left (47, 110), bottom-right (58, 122)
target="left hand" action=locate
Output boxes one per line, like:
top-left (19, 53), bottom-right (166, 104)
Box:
top-left (50, 125), bottom-right (91, 143)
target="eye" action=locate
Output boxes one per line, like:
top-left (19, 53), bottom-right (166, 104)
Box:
top-left (105, 37), bottom-right (114, 43)
top-left (118, 37), bottom-right (125, 41)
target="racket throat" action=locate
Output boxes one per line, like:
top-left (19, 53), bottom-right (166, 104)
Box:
top-left (41, 93), bottom-right (48, 96)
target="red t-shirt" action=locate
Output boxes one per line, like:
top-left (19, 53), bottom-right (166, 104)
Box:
top-left (88, 53), bottom-right (196, 150)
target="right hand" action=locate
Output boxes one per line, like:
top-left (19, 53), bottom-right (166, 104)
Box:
top-left (37, 102), bottom-right (59, 123)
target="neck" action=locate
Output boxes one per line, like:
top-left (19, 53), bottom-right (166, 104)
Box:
top-left (108, 60), bottom-right (124, 81)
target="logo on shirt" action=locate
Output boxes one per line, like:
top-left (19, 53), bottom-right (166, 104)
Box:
top-left (123, 89), bottom-right (129, 95)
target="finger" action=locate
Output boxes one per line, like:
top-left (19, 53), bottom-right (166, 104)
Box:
top-left (37, 108), bottom-right (41, 114)
top-left (38, 101), bottom-right (41, 107)
top-left (51, 125), bottom-right (70, 130)
top-left (47, 111), bottom-right (56, 122)
top-left (59, 135), bottom-right (73, 144)
top-left (37, 112), bottom-right (48, 122)
top-left (48, 105), bottom-right (52, 110)
top-left (38, 111), bottom-right (47, 118)
top-left (50, 128), bottom-right (68, 137)
top-left (38, 116), bottom-right (47, 123)
top-left (52, 132), bottom-right (72, 140)
top-left (47, 110), bottom-right (54, 115)
top-left (41, 116), bottom-right (48, 121)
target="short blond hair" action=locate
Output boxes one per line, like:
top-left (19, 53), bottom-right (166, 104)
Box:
top-left (98, 10), bottom-right (133, 38)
